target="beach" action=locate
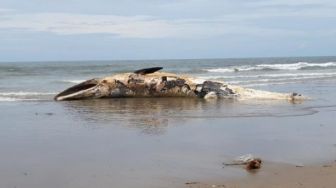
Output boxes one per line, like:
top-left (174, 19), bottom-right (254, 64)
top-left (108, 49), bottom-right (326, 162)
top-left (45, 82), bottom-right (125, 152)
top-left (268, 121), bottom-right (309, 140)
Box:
top-left (1, 57), bottom-right (336, 187)
top-left (186, 162), bottom-right (336, 188)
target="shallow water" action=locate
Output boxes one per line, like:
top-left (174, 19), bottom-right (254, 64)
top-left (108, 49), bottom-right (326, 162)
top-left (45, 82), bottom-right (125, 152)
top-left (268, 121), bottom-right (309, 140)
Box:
top-left (1, 56), bottom-right (336, 101)
top-left (1, 57), bottom-right (336, 188)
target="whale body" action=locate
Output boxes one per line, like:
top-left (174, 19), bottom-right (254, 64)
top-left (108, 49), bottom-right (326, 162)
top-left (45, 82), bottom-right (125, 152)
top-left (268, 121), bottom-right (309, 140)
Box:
top-left (54, 67), bottom-right (304, 102)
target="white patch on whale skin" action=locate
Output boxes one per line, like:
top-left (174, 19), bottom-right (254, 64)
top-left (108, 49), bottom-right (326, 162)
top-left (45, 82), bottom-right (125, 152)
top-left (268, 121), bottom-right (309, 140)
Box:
top-left (228, 84), bottom-right (307, 101)
top-left (166, 77), bottom-right (177, 81)
top-left (110, 88), bottom-right (122, 97)
top-left (189, 77), bottom-right (206, 85)
top-left (204, 92), bottom-right (218, 100)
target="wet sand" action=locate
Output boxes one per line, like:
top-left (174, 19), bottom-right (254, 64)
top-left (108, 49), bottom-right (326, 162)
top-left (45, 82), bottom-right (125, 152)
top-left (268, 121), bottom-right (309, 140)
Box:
top-left (1, 94), bottom-right (336, 188)
top-left (185, 162), bottom-right (336, 188)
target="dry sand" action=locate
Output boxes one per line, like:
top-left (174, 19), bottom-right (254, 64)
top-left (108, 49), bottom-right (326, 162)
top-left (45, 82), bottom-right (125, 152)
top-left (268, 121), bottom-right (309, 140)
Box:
top-left (184, 161), bottom-right (336, 188)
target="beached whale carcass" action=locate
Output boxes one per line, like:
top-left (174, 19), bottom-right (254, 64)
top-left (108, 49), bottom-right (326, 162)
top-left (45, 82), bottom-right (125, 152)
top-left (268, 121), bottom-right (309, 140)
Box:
top-left (54, 67), bottom-right (304, 101)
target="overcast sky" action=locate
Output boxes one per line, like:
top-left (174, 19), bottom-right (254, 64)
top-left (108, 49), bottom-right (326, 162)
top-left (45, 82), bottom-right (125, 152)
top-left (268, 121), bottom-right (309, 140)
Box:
top-left (0, 0), bottom-right (335, 61)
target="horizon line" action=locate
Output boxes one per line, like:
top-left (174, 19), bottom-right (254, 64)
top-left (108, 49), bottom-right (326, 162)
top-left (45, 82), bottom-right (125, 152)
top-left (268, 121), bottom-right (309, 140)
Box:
top-left (1, 55), bottom-right (335, 63)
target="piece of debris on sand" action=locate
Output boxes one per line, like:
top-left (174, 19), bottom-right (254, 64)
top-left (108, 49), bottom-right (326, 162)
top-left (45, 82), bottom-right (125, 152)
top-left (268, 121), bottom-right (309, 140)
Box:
top-left (224, 154), bottom-right (262, 170)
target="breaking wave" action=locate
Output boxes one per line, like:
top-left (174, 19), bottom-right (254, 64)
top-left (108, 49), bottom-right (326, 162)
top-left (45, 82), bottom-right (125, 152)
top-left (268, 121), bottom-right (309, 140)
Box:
top-left (0, 97), bottom-right (20, 102)
top-left (205, 62), bottom-right (336, 73)
top-left (199, 72), bottom-right (336, 80)
top-left (0, 92), bottom-right (57, 96)
top-left (197, 71), bottom-right (336, 87)
top-left (0, 92), bottom-right (56, 102)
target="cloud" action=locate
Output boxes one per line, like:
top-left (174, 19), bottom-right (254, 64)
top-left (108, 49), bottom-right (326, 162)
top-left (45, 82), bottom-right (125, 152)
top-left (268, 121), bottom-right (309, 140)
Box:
top-left (0, 8), bottom-right (14, 12)
top-left (0, 12), bottom-right (302, 39)
top-left (0, 2), bottom-right (335, 39)
top-left (1, 13), bottom-right (175, 38)
top-left (0, 1), bottom-right (335, 61)
top-left (247, 0), bottom-right (336, 7)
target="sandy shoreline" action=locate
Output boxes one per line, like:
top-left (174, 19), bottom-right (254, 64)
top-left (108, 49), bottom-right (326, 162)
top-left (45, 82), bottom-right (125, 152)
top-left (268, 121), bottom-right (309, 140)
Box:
top-left (184, 161), bottom-right (336, 188)
top-left (1, 91), bottom-right (336, 188)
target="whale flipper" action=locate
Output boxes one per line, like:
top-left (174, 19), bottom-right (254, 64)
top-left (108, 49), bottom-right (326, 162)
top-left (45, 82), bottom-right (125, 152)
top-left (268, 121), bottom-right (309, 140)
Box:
top-left (134, 67), bottom-right (163, 75)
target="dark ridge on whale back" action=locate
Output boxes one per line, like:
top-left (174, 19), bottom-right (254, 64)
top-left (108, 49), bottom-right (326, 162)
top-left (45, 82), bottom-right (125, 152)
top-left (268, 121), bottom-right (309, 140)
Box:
top-left (134, 67), bottom-right (163, 75)
top-left (54, 79), bottom-right (99, 100)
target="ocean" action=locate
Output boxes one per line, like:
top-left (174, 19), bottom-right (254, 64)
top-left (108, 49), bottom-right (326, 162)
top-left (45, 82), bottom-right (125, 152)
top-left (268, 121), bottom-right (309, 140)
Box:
top-left (1, 56), bottom-right (336, 188)
top-left (1, 56), bottom-right (336, 102)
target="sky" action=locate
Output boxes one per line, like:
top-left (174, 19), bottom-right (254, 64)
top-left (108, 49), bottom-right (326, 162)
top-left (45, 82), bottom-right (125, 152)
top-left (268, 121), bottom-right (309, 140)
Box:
top-left (0, 0), bottom-right (335, 61)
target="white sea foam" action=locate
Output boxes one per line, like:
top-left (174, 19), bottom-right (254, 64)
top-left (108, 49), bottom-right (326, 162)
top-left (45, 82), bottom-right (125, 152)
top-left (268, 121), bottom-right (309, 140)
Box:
top-left (0, 92), bottom-right (57, 96)
top-left (205, 62), bottom-right (336, 73)
top-left (206, 68), bottom-right (236, 73)
top-left (256, 72), bottom-right (336, 78)
top-left (0, 97), bottom-right (18, 101)
top-left (0, 97), bottom-right (40, 102)
top-left (227, 74), bottom-right (336, 86)
top-left (61, 80), bottom-right (85, 84)
top-left (199, 72), bottom-right (336, 80)
top-left (256, 62), bottom-right (336, 70)
top-left (0, 91), bottom-right (56, 102)
top-left (243, 82), bottom-right (295, 87)
top-left (194, 71), bottom-right (336, 88)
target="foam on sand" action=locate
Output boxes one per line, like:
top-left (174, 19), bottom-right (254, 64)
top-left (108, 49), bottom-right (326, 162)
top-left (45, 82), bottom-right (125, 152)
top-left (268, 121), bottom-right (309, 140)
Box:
top-left (0, 91), bottom-right (57, 102)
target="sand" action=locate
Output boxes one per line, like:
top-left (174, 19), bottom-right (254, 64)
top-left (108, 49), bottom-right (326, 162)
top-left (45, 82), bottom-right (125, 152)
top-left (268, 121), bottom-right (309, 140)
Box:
top-left (1, 97), bottom-right (336, 188)
top-left (185, 161), bottom-right (336, 188)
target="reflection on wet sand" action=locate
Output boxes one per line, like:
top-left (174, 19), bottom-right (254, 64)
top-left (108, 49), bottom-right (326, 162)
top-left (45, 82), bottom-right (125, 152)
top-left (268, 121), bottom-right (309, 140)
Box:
top-left (60, 98), bottom-right (208, 135)
top-left (58, 98), bottom-right (317, 135)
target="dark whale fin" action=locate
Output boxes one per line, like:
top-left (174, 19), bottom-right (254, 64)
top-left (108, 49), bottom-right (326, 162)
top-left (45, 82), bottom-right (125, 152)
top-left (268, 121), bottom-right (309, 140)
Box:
top-left (134, 67), bottom-right (163, 75)
top-left (54, 79), bottom-right (99, 100)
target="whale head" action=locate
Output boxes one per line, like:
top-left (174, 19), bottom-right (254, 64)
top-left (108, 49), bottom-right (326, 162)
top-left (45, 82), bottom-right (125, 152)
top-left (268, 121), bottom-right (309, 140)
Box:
top-left (54, 79), bottom-right (105, 101)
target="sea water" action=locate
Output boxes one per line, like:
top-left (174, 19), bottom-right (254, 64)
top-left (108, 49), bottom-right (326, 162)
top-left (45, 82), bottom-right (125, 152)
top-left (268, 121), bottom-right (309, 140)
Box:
top-left (0, 56), bottom-right (336, 101)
